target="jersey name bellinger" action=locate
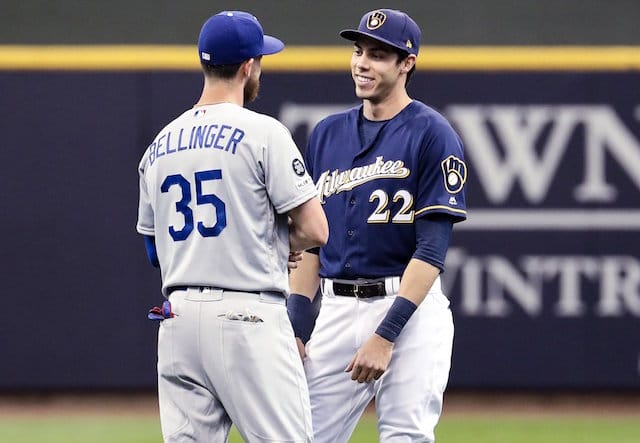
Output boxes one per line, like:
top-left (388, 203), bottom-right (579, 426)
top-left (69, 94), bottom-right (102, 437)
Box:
top-left (147, 123), bottom-right (245, 166)
top-left (316, 156), bottom-right (410, 203)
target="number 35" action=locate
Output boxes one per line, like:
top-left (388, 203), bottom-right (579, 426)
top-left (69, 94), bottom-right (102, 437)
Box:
top-left (161, 170), bottom-right (227, 241)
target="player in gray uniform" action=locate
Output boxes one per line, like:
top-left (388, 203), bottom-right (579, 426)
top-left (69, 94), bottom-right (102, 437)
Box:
top-left (136, 10), bottom-right (328, 443)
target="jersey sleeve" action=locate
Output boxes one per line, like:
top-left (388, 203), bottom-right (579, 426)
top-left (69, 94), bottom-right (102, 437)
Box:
top-left (415, 117), bottom-right (467, 222)
top-left (136, 156), bottom-right (155, 235)
top-left (303, 123), bottom-right (321, 179)
top-left (264, 121), bottom-right (317, 214)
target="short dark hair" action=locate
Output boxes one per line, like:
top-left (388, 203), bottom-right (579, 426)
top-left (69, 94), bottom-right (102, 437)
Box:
top-left (393, 49), bottom-right (416, 85)
top-left (200, 61), bottom-right (243, 79)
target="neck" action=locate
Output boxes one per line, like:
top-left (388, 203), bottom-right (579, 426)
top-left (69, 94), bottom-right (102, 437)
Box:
top-left (194, 79), bottom-right (244, 108)
top-left (363, 90), bottom-right (412, 121)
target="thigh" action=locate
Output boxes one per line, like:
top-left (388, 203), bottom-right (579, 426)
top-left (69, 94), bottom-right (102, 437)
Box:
top-left (304, 295), bottom-right (375, 443)
top-left (208, 292), bottom-right (313, 443)
top-left (375, 292), bottom-right (454, 443)
top-left (157, 293), bottom-right (231, 442)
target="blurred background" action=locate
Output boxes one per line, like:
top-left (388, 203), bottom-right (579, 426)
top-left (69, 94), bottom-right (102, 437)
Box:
top-left (1, 0), bottom-right (639, 401)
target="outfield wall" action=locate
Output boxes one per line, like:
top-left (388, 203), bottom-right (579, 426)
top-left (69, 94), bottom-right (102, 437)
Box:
top-left (3, 0), bottom-right (640, 46)
top-left (1, 47), bottom-right (639, 391)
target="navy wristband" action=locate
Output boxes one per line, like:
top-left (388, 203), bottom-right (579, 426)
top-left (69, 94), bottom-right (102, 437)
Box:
top-left (286, 293), bottom-right (315, 344)
top-left (375, 297), bottom-right (417, 343)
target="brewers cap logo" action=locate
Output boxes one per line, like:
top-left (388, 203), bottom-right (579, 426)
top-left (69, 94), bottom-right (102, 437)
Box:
top-left (441, 155), bottom-right (467, 194)
top-left (292, 158), bottom-right (306, 177)
top-left (366, 11), bottom-right (387, 30)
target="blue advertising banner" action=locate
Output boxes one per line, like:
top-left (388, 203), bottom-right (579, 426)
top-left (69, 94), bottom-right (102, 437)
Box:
top-left (268, 72), bottom-right (640, 389)
top-left (1, 69), bottom-right (638, 390)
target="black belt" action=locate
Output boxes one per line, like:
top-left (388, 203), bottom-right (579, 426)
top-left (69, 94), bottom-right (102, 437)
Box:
top-left (331, 281), bottom-right (387, 298)
top-left (167, 286), bottom-right (260, 296)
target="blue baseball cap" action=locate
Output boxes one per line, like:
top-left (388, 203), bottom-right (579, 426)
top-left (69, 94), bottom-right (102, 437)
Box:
top-left (198, 11), bottom-right (285, 65)
top-left (340, 9), bottom-right (421, 56)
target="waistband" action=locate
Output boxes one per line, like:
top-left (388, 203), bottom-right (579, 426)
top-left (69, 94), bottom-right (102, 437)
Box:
top-left (167, 286), bottom-right (261, 296)
top-left (320, 276), bottom-right (442, 299)
top-left (321, 277), bottom-right (401, 299)
top-left (167, 286), bottom-right (285, 304)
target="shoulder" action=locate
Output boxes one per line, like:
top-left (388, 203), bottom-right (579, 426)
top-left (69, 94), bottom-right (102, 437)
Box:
top-left (403, 101), bottom-right (462, 148)
top-left (139, 110), bottom-right (190, 170)
top-left (312, 105), bottom-right (360, 133)
top-left (239, 107), bottom-right (293, 136)
top-left (407, 101), bottom-right (456, 131)
top-left (137, 153), bottom-right (149, 174)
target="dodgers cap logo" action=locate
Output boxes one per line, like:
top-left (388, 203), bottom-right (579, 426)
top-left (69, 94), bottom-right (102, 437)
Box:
top-left (340, 9), bottom-right (421, 56)
top-left (198, 11), bottom-right (285, 65)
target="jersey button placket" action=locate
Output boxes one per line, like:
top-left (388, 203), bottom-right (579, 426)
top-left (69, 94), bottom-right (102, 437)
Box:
top-left (344, 189), bottom-right (357, 276)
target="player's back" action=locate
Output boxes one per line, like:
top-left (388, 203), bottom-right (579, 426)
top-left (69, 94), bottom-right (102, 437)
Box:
top-left (138, 103), bottom-right (293, 294)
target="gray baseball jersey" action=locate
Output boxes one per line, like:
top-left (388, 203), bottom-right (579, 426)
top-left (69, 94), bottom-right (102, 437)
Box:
top-left (137, 102), bottom-right (316, 295)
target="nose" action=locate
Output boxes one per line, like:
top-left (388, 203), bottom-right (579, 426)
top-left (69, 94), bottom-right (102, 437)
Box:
top-left (354, 55), bottom-right (368, 71)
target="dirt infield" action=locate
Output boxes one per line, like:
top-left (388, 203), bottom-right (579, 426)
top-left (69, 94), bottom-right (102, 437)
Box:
top-left (0, 393), bottom-right (159, 418)
top-left (0, 390), bottom-right (638, 418)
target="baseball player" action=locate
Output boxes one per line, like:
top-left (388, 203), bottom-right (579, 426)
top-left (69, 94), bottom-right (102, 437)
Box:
top-left (136, 10), bottom-right (328, 443)
top-left (288, 9), bottom-right (467, 442)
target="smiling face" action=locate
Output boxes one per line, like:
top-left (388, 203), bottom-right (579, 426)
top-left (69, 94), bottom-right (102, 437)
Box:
top-left (350, 36), bottom-right (413, 106)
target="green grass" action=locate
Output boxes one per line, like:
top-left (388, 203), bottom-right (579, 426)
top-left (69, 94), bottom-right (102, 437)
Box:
top-left (436, 416), bottom-right (640, 443)
top-left (1, 414), bottom-right (639, 442)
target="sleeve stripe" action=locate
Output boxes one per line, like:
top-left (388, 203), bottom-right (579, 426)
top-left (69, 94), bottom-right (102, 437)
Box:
top-left (415, 205), bottom-right (467, 216)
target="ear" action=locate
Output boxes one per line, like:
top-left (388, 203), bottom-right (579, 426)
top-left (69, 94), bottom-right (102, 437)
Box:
top-left (401, 55), bottom-right (416, 73)
top-left (241, 58), bottom-right (255, 78)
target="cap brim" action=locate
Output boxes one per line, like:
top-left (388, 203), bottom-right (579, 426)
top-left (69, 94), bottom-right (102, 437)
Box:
top-left (261, 35), bottom-right (285, 56)
top-left (339, 29), bottom-right (364, 41)
top-left (339, 29), bottom-right (407, 53)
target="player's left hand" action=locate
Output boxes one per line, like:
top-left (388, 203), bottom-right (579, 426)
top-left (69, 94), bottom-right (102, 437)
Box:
top-left (344, 334), bottom-right (393, 383)
top-left (288, 250), bottom-right (303, 272)
top-left (294, 337), bottom-right (307, 360)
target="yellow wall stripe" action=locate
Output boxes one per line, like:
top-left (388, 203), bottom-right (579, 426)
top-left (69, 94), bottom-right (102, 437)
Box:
top-left (1, 45), bottom-right (640, 71)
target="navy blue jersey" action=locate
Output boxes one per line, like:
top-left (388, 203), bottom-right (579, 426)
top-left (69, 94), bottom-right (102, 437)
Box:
top-left (305, 101), bottom-right (467, 279)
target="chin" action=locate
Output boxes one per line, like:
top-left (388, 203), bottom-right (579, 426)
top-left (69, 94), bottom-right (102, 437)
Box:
top-left (356, 90), bottom-right (376, 101)
top-left (354, 86), bottom-right (372, 99)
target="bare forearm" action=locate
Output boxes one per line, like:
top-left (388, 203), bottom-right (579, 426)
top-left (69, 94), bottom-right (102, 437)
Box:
top-left (288, 197), bottom-right (329, 251)
top-left (289, 251), bottom-right (321, 300)
top-left (288, 251), bottom-right (322, 349)
top-left (398, 258), bottom-right (440, 307)
top-left (371, 258), bottom-right (440, 345)
top-left (289, 225), bottom-right (324, 251)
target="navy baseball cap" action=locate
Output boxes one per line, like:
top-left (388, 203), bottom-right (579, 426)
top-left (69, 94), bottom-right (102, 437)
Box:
top-left (198, 11), bottom-right (285, 65)
top-left (340, 9), bottom-right (421, 56)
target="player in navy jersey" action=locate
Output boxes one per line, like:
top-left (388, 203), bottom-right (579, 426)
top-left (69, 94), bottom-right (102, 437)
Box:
top-left (288, 8), bottom-right (467, 442)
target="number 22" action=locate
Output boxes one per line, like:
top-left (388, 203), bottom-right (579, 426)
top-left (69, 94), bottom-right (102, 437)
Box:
top-left (368, 189), bottom-right (414, 223)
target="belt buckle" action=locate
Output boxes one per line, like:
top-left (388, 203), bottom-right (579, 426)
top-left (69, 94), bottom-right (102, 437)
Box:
top-left (353, 280), bottom-right (379, 298)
